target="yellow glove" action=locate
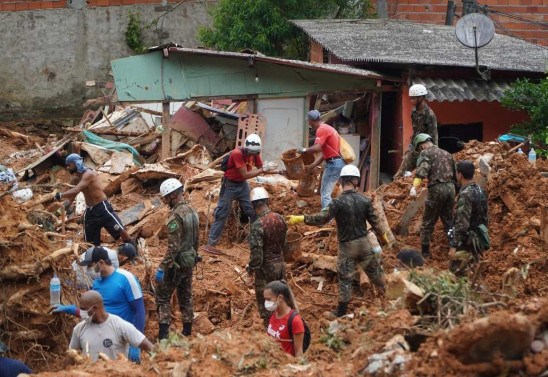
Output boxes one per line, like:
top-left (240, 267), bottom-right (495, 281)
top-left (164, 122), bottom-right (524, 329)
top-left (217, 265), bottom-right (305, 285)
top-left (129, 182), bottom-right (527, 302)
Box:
top-left (382, 233), bottom-right (390, 246)
top-left (413, 178), bottom-right (422, 188)
top-left (286, 215), bottom-right (305, 225)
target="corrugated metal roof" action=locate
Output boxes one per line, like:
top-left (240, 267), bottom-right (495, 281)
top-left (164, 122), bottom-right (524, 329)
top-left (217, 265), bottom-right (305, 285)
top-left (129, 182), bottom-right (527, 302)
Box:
top-left (291, 19), bottom-right (548, 73)
top-left (413, 77), bottom-right (513, 102)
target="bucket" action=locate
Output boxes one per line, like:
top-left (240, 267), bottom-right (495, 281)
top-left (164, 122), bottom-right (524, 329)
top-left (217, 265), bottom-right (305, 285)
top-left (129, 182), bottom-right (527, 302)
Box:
top-left (285, 231), bottom-right (303, 262)
top-left (297, 173), bottom-right (317, 197)
top-left (282, 149), bottom-right (306, 180)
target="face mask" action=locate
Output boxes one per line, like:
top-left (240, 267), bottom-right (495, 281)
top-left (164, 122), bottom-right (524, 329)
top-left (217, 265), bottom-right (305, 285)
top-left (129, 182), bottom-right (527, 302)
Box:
top-left (80, 307), bottom-right (95, 321)
top-left (264, 300), bottom-right (277, 312)
top-left (93, 262), bottom-right (102, 275)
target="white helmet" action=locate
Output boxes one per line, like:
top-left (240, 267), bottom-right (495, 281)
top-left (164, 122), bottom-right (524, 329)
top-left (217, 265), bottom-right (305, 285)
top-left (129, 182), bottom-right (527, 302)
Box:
top-left (409, 84), bottom-right (427, 97)
top-left (160, 178), bottom-right (183, 197)
top-left (245, 134), bottom-right (262, 153)
top-left (250, 187), bottom-right (269, 202)
top-left (340, 165), bottom-right (360, 178)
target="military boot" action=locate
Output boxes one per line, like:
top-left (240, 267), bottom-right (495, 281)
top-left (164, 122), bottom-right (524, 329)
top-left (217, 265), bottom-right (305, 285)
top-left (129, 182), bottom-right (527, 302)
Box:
top-left (335, 301), bottom-right (349, 317)
top-left (421, 244), bottom-right (430, 259)
top-left (158, 324), bottom-right (169, 340)
top-left (182, 322), bottom-right (192, 337)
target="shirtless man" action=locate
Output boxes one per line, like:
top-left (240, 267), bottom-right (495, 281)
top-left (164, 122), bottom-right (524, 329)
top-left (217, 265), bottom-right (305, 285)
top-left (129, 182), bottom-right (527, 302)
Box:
top-left (56, 153), bottom-right (133, 246)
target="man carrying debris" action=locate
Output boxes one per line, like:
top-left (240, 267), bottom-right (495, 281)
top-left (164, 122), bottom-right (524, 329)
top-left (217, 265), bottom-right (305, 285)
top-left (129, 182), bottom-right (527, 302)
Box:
top-left (287, 165), bottom-right (389, 317)
top-left (246, 187), bottom-right (287, 326)
top-left (449, 160), bottom-right (489, 274)
top-left (204, 134), bottom-right (277, 252)
top-left (298, 110), bottom-right (345, 209)
top-left (156, 178), bottom-right (199, 340)
top-left (51, 247), bottom-right (146, 363)
top-left (394, 84), bottom-right (438, 179)
top-left (69, 290), bottom-right (153, 362)
top-left (55, 153), bottom-right (134, 247)
top-left (410, 134), bottom-right (456, 259)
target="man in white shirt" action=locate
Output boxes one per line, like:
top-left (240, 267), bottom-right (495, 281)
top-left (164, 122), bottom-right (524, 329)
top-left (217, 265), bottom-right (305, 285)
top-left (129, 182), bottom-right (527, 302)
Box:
top-left (69, 290), bottom-right (153, 361)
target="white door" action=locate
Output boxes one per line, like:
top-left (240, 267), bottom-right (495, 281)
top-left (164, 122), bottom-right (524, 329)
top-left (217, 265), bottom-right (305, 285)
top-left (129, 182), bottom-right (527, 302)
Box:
top-left (257, 97), bottom-right (306, 163)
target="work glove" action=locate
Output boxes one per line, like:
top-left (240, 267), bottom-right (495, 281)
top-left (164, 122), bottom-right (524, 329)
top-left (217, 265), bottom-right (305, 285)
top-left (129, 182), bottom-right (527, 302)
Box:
top-left (381, 233), bottom-right (390, 246)
top-left (286, 215), bottom-right (305, 225)
top-left (54, 192), bottom-right (62, 202)
top-left (297, 147), bottom-right (307, 154)
top-left (155, 268), bottom-right (164, 283)
top-left (49, 304), bottom-right (79, 317)
top-left (409, 186), bottom-right (417, 197)
top-left (128, 346), bottom-right (141, 364)
top-left (403, 171), bottom-right (413, 178)
top-left (262, 161), bottom-right (279, 172)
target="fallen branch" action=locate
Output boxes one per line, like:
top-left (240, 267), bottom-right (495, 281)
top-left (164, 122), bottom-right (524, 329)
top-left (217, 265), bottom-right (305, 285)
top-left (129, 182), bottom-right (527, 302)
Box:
top-left (205, 289), bottom-right (229, 296)
top-left (0, 247), bottom-right (72, 281)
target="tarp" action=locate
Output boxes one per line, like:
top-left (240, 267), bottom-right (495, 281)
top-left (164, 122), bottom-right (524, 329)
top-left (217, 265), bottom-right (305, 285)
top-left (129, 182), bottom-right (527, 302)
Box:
top-left (82, 130), bottom-right (142, 166)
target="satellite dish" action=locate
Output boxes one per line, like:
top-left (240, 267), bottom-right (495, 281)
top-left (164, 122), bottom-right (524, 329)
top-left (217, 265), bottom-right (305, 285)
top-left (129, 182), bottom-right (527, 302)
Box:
top-left (456, 13), bottom-right (495, 48)
top-left (455, 13), bottom-right (494, 80)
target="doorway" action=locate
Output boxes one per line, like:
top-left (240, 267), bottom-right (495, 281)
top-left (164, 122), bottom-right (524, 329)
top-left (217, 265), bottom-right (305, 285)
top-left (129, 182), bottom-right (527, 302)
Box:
top-left (438, 122), bottom-right (483, 153)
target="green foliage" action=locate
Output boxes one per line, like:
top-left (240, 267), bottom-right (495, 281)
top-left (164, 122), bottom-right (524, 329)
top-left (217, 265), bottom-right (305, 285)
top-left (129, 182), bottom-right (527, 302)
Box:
top-left (125, 11), bottom-right (147, 54)
top-left (198, 0), bottom-right (375, 59)
top-left (501, 77), bottom-right (548, 157)
top-left (320, 330), bottom-right (346, 352)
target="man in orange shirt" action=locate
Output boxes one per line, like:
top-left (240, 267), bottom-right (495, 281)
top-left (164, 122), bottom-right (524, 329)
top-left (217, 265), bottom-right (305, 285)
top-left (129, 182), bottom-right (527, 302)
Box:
top-left (299, 110), bottom-right (345, 208)
top-left (204, 134), bottom-right (278, 251)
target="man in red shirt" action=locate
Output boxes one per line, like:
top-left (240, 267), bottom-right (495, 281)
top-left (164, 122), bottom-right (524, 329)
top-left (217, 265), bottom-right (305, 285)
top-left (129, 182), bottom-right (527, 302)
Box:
top-left (204, 134), bottom-right (278, 250)
top-left (299, 110), bottom-right (346, 208)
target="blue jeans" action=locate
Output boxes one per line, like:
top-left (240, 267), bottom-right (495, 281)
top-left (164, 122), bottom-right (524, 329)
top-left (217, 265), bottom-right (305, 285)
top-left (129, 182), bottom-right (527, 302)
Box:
top-left (321, 158), bottom-right (346, 209)
top-left (207, 179), bottom-right (256, 246)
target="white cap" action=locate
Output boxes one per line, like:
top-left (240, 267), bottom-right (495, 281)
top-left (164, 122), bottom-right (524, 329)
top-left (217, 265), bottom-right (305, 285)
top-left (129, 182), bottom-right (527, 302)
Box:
top-left (250, 187), bottom-right (269, 202)
top-left (160, 178), bottom-right (183, 197)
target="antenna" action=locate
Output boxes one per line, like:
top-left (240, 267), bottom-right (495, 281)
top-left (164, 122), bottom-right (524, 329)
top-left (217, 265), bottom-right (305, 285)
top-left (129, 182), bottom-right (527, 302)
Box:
top-left (455, 13), bottom-right (495, 81)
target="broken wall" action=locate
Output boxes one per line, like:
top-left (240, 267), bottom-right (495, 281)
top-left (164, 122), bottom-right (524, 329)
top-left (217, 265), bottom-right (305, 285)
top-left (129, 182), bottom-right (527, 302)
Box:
top-left (0, 2), bottom-right (215, 121)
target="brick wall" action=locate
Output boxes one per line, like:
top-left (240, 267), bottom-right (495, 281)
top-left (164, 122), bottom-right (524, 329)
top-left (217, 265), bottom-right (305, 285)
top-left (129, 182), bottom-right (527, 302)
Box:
top-left (374, 0), bottom-right (548, 46)
top-left (0, 0), bottom-right (196, 11)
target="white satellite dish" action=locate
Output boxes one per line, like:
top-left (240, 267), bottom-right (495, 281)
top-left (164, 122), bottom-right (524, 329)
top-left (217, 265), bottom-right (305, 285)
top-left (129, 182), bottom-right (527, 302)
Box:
top-left (455, 13), bottom-right (495, 80)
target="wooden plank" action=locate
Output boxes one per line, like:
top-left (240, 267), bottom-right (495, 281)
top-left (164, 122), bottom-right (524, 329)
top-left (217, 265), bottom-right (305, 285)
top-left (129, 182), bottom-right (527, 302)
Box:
top-left (118, 197), bottom-right (163, 226)
top-left (541, 205), bottom-right (548, 253)
top-left (16, 136), bottom-right (72, 174)
top-left (64, 127), bottom-right (146, 137)
top-left (161, 102), bottom-right (171, 161)
top-left (128, 105), bottom-right (163, 116)
top-left (368, 93), bottom-right (381, 190)
top-left (396, 189), bottom-right (428, 236)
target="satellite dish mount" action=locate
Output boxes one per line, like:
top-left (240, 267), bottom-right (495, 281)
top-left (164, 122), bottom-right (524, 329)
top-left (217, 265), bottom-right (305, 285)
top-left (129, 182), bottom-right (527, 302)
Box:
top-left (455, 13), bottom-right (495, 81)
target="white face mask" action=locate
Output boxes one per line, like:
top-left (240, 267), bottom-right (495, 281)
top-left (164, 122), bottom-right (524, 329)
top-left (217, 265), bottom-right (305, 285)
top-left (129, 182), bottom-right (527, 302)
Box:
top-left (80, 307), bottom-right (95, 321)
top-left (264, 300), bottom-right (277, 312)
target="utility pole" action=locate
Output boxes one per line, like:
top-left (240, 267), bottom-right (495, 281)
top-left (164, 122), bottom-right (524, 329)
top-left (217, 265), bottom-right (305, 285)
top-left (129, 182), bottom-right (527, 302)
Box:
top-left (445, 0), bottom-right (456, 25)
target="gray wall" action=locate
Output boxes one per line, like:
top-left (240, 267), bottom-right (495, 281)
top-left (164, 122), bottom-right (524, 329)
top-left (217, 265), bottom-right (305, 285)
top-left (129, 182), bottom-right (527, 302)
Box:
top-left (0, 2), bottom-right (215, 121)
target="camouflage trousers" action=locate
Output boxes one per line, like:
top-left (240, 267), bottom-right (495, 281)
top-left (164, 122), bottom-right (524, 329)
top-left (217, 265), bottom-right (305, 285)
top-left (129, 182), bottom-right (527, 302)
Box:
top-left (156, 266), bottom-right (193, 325)
top-left (421, 182), bottom-right (455, 246)
top-left (394, 149), bottom-right (419, 178)
top-left (337, 237), bottom-right (384, 304)
top-left (254, 262), bottom-right (286, 325)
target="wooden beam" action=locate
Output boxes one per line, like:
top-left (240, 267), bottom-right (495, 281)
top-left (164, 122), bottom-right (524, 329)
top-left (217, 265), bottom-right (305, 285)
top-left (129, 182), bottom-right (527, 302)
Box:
top-left (396, 189), bottom-right (428, 236)
top-left (161, 102), bottom-right (171, 161)
top-left (64, 127), bottom-right (147, 137)
top-left (368, 93), bottom-right (382, 190)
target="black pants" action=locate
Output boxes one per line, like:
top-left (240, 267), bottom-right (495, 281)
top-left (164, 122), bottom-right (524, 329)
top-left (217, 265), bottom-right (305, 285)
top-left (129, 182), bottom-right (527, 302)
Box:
top-left (84, 200), bottom-right (125, 245)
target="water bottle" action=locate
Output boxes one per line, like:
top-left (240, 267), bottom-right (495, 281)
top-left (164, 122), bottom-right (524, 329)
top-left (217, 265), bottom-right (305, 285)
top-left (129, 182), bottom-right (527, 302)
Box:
top-left (528, 148), bottom-right (536, 165)
top-left (517, 148), bottom-right (524, 155)
top-left (50, 273), bottom-right (61, 306)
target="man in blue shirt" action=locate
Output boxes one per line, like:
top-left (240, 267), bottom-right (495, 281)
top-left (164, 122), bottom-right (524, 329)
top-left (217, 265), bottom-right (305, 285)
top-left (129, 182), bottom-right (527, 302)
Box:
top-left (51, 247), bottom-right (145, 362)
top-left (0, 341), bottom-right (32, 377)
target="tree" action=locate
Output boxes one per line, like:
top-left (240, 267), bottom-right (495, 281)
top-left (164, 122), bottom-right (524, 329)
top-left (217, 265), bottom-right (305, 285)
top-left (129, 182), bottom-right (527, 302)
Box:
top-left (198, 0), bottom-right (375, 60)
top-left (501, 77), bottom-right (548, 157)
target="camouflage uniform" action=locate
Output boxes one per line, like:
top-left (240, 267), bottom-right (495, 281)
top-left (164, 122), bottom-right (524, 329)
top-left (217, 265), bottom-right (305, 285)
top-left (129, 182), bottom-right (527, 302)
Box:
top-left (395, 104), bottom-right (438, 177)
top-left (305, 190), bottom-right (385, 304)
top-left (450, 182), bottom-right (489, 274)
top-left (156, 201), bottom-right (199, 325)
top-left (415, 145), bottom-right (456, 248)
top-left (248, 210), bottom-right (287, 325)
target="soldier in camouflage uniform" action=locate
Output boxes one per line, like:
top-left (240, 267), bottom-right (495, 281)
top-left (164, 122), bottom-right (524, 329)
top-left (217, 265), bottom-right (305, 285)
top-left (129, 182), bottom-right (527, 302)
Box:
top-left (410, 134), bottom-right (456, 258)
top-left (287, 165), bottom-right (389, 318)
top-left (449, 161), bottom-right (489, 274)
top-left (394, 84), bottom-right (439, 179)
top-left (155, 178), bottom-right (199, 340)
top-left (246, 187), bottom-right (287, 326)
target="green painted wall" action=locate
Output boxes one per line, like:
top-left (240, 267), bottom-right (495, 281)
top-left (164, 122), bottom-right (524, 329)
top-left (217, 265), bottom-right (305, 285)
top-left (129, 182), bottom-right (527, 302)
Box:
top-left (112, 51), bottom-right (378, 102)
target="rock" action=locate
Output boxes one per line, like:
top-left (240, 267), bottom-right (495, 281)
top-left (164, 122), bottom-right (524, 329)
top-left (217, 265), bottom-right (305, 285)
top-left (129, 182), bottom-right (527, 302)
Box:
top-left (193, 313), bottom-right (215, 335)
top-left (531, 340), bottom-right (545, 353)
top-left (296, 200), bottom-right (308, 208)
top-left (365, 360), bottom-right (383, 374)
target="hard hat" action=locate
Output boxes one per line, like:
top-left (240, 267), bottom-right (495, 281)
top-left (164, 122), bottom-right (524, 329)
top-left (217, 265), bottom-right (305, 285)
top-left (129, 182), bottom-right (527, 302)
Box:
top-left (339, 164), bottom-right (361, 178)
top-left (250, 187), bottom-right (269, 202)
top-left (409, 84), bottom-right (427, 97)
top-left (160, 178), bottom-right (183, 197)
top-left (413, 133), bottom-right (433, 151)
top-left (245, 134), bottom-right (262, 153)
top-left (118, 243), bottom-right (137, 260)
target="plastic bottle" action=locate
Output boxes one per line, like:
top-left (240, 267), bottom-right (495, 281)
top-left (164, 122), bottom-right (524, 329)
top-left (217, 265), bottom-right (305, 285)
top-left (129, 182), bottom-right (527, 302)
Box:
top-left (50, 273), bottom-right (61, 306)
top-left (517, 148), bottom-right (524, 155)
top-left (528, 148), bottom-right (536, 165)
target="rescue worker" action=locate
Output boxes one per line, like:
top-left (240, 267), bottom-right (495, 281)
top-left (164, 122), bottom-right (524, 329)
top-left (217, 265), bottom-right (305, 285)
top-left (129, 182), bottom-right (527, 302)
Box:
top-left (204, 134), bottom-right (278, 252)
top-left (156, 178), bottom-right (199, 340)
top-left (410, 133), bottom-right (456, 258)
top-left (394, 84), bottom-right (438, 179)
top-left (449, 160), bottom-right (489, 274)
top-left (245, 187), bottom-right (287, 326)
top-left (287, 165), bottom-right (389, 317)
top-left (298, 110), bottom-right (345, 209)
top-left (55, 153), bottom-right (134, 247)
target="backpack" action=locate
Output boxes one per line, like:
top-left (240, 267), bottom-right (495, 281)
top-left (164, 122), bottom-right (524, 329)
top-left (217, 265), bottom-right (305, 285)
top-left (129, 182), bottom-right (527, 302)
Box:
top-left (220, 151), bottom-right (233, 172)
top-left (287, 310), bottom-right (311, 353)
